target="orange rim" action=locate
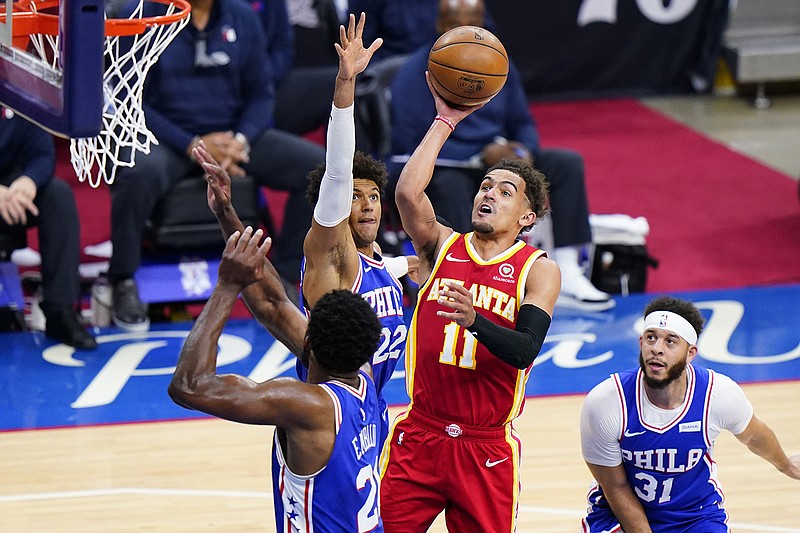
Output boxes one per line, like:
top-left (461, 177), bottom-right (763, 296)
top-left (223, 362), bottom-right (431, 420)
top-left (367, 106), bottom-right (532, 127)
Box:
top-left (105, 0), bottom-right (191, 37)
top-left (0, 0), bottom-right (190, 37)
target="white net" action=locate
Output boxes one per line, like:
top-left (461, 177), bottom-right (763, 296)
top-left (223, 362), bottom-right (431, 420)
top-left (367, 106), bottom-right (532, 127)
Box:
top-left (75, 0), bottom-right (190, 187)
top-left (25, 0), bottom-right (190, 187)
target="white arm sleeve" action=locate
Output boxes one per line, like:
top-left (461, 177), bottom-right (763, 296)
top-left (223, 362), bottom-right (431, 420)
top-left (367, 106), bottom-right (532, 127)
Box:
top-left (581, 377), bottom-right (625, 467)
top-left (707, 371), bottom-right (754, 438)
top-left (383, 255), bottom-right (409, 278)
top-left (313, 103), bottom-right (356, 227)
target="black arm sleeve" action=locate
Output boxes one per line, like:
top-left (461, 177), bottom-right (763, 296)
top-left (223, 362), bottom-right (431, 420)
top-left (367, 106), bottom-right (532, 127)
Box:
top-left (465, 304), bottom-right (552, 369)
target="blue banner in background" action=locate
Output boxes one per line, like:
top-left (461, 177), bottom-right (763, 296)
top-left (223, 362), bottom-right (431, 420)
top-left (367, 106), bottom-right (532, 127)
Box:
top-left (1, 284), bottom-right (799, 431)
top-left (529, 284), bottom-right (800, 396)
top-left (135, 255), bottom-right (220, 304)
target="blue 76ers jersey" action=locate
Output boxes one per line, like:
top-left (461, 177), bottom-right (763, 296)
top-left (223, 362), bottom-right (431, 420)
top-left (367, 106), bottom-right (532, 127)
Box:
top-left (298, 252), bottom-right (406, 432)
top-left (584, 365), bottom-right (729, 532)
top-left (274, 372), bottom-right (383, 533)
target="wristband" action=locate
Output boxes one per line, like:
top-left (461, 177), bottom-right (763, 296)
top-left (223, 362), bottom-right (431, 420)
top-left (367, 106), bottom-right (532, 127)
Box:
top-left (434, 115), bottom-right (455, 132)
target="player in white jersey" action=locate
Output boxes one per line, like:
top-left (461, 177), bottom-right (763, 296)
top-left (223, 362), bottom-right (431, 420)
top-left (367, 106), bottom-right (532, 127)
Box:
top-left (580, 295), bottom-right (800, 533)
top-left (169, 227), bottom-right (384, 532)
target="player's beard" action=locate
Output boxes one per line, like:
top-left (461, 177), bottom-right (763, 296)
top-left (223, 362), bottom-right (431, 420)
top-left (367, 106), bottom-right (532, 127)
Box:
top-left (472, 220), bottom-right (494, 234)
top-left (639, 350), bottom-right (688, 389)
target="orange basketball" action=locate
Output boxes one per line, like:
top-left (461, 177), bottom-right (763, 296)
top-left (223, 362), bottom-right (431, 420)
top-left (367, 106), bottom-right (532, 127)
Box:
top-left (427, 25), bottom-right (509, 107)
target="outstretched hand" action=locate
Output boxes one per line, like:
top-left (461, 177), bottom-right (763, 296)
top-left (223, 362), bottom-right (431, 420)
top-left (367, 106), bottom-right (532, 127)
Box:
top-left (335, 12), bottom-right (383, 81)
top-left (195, 140), bottom-right (233, 216)
top-left (425, 71), bottom-right (487, 128)
top-left (219, 226), bottom-right (272, 291)
top-left (782, 454), bottom-right (800, 480)
top-left (435, 281), bottom-right (477, 328)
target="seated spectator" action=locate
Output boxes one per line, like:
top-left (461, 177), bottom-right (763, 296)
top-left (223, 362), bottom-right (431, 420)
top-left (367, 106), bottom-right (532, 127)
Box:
top-left (254, 0), bottom-right (339, 136)
top-left (389, 0), bottom-right (615, 312)
top-left (256, 1), bottom-right (385, 159)
top-left (109, 0), bottom-right (325, 330)
top-left (0, 108), bottom-right (97, 349)
top-left (351, 0), bottom-right (496, 61)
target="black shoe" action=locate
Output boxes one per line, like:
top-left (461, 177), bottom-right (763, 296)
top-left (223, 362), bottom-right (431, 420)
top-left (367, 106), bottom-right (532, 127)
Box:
top-left (112, 279), bottom-right (150, 332)
top-left (45, 309), bottom-right (98, 350)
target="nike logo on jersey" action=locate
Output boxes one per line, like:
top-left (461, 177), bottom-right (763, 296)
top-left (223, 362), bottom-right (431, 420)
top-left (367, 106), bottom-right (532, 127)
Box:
top-left (485, 457), bottom-right (509, 468)
top-left (624, 429), bottom-right (646, 437)
top-left (445, 253), bottom-right (470, 263)
top-left (364, 266), bottom-right (372, 273)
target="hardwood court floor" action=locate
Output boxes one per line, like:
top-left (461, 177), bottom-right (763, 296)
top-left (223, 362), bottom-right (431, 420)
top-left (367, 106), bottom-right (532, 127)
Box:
top-left (2, 381), bottom-right (798, 532)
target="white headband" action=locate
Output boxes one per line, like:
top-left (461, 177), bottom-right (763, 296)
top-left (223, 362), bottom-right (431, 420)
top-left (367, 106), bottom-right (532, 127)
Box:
top-left (642, 311), bottom-right (698, 345)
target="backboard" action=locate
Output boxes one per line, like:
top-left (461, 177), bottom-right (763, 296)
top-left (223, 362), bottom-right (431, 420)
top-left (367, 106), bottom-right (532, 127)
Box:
top-left (0, 0), bottom-right (104, 138)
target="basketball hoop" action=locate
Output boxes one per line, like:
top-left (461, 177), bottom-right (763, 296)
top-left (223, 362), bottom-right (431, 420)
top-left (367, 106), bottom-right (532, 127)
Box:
top-left (2, 0), bottom-right (191, 187)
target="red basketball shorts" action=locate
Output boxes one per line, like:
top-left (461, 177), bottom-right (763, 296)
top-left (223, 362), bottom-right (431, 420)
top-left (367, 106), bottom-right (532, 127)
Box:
top-left (379, 408), bottom-right (523, 533)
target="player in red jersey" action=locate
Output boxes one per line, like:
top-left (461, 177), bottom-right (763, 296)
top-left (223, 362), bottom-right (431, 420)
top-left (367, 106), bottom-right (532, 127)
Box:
top-left (379, 74), bottom-right (561, 531)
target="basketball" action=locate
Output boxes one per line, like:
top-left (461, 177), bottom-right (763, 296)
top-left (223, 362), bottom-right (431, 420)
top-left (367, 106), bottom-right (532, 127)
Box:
top-left (427, 25), bottom-right (509, 107)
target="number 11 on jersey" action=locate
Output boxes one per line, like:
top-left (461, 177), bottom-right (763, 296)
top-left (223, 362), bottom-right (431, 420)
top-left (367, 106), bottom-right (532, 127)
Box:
top-left (439, 322), bottom-right (477, 369)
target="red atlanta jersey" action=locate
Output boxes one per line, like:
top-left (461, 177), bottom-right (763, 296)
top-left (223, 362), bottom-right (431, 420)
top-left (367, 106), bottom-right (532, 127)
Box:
top-left (405, 232), bottom-right (546, 427)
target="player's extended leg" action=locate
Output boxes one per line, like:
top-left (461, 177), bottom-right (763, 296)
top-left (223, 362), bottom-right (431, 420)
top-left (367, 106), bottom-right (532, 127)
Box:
top-left (380, 415), bottom-right (448, 532)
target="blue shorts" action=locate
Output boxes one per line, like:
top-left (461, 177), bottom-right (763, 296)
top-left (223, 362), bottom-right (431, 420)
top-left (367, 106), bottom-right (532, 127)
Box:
top-left (583, 504), bottom-right (729, 533)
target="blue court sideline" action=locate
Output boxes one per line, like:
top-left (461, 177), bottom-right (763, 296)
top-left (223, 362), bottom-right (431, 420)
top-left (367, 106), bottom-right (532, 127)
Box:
top-left (1, 284), bottom-right (799, 431)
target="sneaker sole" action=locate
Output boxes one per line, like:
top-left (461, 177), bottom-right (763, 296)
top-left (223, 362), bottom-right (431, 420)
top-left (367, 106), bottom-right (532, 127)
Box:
top-left (556, 295), bottom-right (616, 312)
top-left (112, 316), bottom-right (151, 333)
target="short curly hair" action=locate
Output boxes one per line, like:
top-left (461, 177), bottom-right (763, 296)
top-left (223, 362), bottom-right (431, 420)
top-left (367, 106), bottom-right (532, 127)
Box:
top-left (305, 151), bottom-right (389, 207)
top-left (307, 289), bottom-right (381, 373)
top-left (644, 295), bottom-right (705, 337)
top-left (486, 158), bottom-right (550, 233)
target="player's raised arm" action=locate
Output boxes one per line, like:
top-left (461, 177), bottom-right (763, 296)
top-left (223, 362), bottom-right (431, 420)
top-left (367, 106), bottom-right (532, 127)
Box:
top-left (394, 73), bottom-right (485, 275)
top-left (197, 142), bottom-right (307, 356)
top-left (169, 227), bottom-right (325, 426)
top-left (200, 139), bottom-right (246, 239)
top-left (301, 12), bottom-right (382, 306)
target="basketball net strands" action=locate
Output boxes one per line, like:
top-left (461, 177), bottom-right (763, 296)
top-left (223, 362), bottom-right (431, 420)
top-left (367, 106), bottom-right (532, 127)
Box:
top-left (0, 0), bottom-right (190, 187)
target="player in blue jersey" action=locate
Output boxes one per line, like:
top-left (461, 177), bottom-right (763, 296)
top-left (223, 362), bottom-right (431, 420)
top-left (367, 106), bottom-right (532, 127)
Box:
top-left (294, 12), bottom-right (410, 405)
top-left (200, 12), bottom-right (415, 435)
top-left (580, 295), bottom-right (800, 533)
top-left (169, 227), bottom-right (384, 532)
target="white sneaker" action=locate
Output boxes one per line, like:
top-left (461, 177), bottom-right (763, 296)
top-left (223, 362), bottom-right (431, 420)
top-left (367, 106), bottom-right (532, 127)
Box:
top-left (11, 247), bottom-right (41, 267)
top-left (557, 273), bottom-right (616, 312)
top-left (84, 240), bottom-right (113, 258)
